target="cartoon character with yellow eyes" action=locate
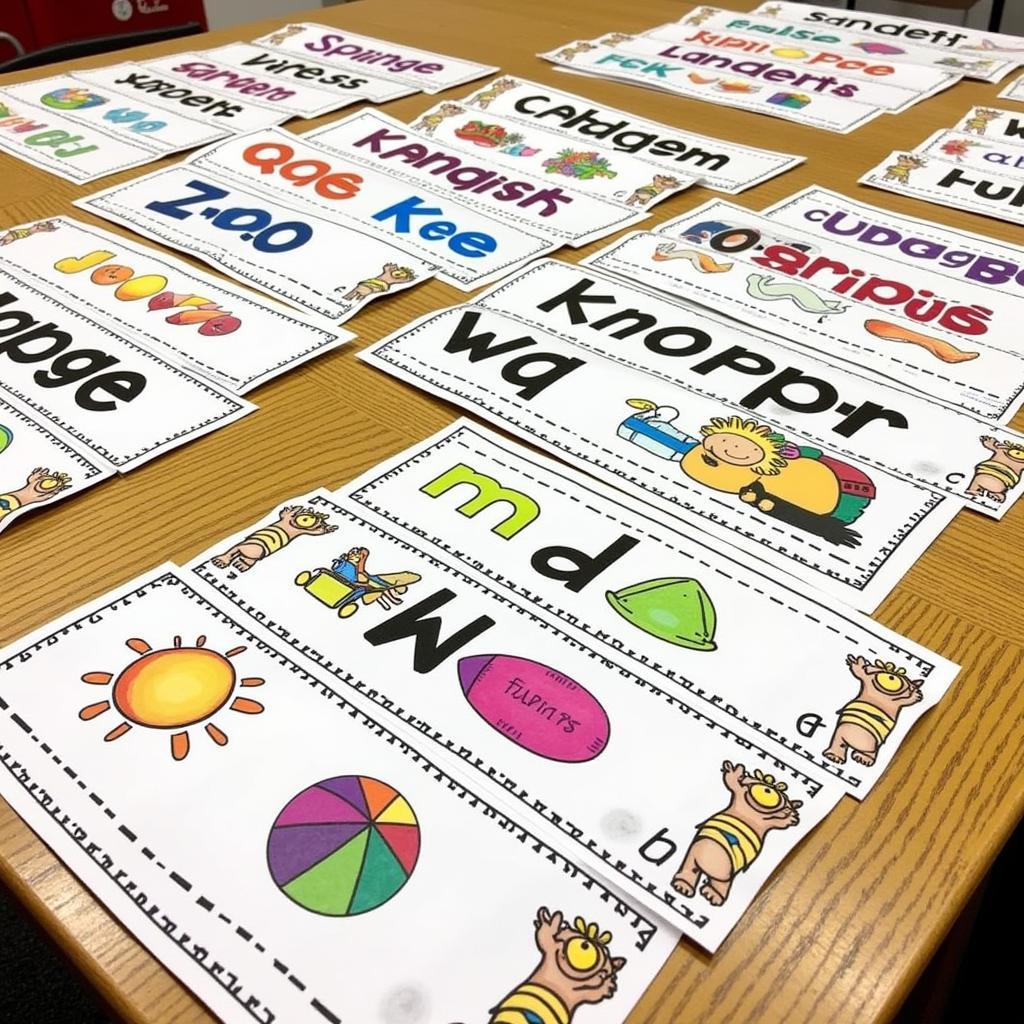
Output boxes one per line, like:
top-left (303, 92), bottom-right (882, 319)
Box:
top-left (672, 761), bottom-right (803, 907)
top-left (966, 436), bottom-right (1024, 504)
top-left (211, 505), bottom-right (336, 573)
top-left (0, 467), bottom-right (72, 525)
top-left (489, 907), bottom-right (626, 1024)
top-left (824, 654), bottom-right (924, 767)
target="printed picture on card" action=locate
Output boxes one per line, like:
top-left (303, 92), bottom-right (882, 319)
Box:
top-left (610, 198), bottom-right (1024, 423)
top-left (339, 417), bottom-right (960, 795)
top-left (0, 216), bottom-right (350, 394)
top-left (0, 389), bottom-right (111, 535)
top-left (915, 128), bottom-right (1024, 179)
top-left (359, 293), bottom-right (963, 611)
top-left (251, 22), bottom-right (498, 93)
top-left (448, 75), bottom-right (803, 194)
top-left (0, 565), bottom-right (678, 1022)
top-left (951, 105), bottom-right (1024, 146)
top-left (189, 494), bottom-right (843, 948)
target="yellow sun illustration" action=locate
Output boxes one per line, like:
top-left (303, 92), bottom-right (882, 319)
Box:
top-left (79, 635), bottom-right (265, 761)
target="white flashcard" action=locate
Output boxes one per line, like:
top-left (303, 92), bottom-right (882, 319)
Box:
top-left (950, 105), bottom-right (1024, 146)
top-left (473, 259), bottom-right (1024, 519)
top-left (0, 216), bottom-right (349, 394)
top-left (0, 388), bottom-right (111, 535)
top-left (753, 2), bottom-right (1024, 65)
top-left (2, 73), bottom-right (227, 156)
top-left (585, 30), bottom-right (954, 112)
top-left (251, 22), bottom-right (498, 94)
top-left (73, 63), bottom-right (289, 134)
top-left (204, 41), bottom-right (416, 105)
top-left (915, 128), bottom-right (1024, 179)
top-left (78, 164), bottom-right (438, 321)
top-left (404, 99), bottom-right (697, 208)
top-left (999, 70), bottom-right (1024, 103)
top-left (302, 110), bottom-right (652, 245)
top-left (140, 52), bottom-right (346, 120)
top-left (189, 495), bottom-right (844, 948)
top-left (0, 89), bottom-right (160, 183)
top-left (858, 148), bottom-right (1024, 227)
top-left (337, 417), bottom-right (960, 796)
top-left (0, 263), bottom-right (251, 470)
top-left (0, 565), bottom-right (679, 1022)
top-left (643, 16), bottom-right (960, 94)
top-left (625, 198), bottom-right (1024, 423)
top-left (449, 75), bottom-right (804, 194)
top-left (360, 298), bottom-right (961, 611)
top-left (539, 40), bottom-right (885, 135)
top-left (761, 186), bottom-right (1024, 303)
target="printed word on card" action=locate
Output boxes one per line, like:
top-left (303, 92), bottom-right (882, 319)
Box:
top-left (0, 565), bottom-right (678, 1022)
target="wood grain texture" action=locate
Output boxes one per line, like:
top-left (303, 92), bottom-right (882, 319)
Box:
top-left (0, 1), bottom-right (1022, 1022)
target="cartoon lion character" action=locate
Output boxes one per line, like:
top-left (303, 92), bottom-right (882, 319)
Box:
top-left (882, 153), bottom-right (926, 184)
top-left (824, 655), bottom-right (924, 767)
top-left (625, 174), bottom-right (682, 207)
top-left (211, 505), bottom-right (336, 572)
top-left (963, 107), bottom-right (1000, 135)
top-left (555, 41), bottom-right (598, 62)
top-left (489, 907), bottom-right (626, 1024)
top-left (411, 102), bottom-right (463, 135)
top-left (966, 435), bottom-right (1024, 503)
top-left (679, 416), bottom-right (875, 546)
top-left (672, 761), bottom-right (802, 907)
top-left (341, 263), bottom-right (416, 301)
top-left (473, 77), bottom-right (518, 110)
top-left (0, 467), bottom-right (71, 523)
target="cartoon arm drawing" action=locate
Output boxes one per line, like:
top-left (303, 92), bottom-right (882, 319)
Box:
top-left (966, 436), bottom-right (1024, 504)
top-left (211, 506), bottom-right (336, 572)
top-left (340, 263), bottom-right (416, 301)
top-left (0, 468), bottom-right (71, 522)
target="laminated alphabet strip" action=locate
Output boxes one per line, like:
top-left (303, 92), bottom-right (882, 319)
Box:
top-left (915, 129), bottom-right (1024, 179)
top-left (753, 1), bottom-right (1024, 66)
top-left (472, 259), bottom-right (1024, 521)
top-left (0, 566), bottom-right (679, 1022)
top-left (539, 39), bottom-right (885, 134)
top-left (0, 389), bottom-right (112, 536)
top-left (762, 187), bottom-right (1024, 299)
top-left (676, 6), bottom-right (1015, 83)
top-left (443, 75), bottom-right (804, 194)
top-left (251, 21), bottom-right (498, 94)
top-left (79, 164), bottom-right (441, 321)
top-left (339, 417), bottom-right (960, 795)
top-left (188, 41), bottom-right (417, 106)
top-left (644, 14), bottom-right (962, 94)
top-left (0, 263), bottom-right (252, 471)
top-left (615, 198), bottom-right (1024, 423)
top-left (999, 71), bottom-right (1024, 103)
top-left (360, 293), bottom-right (962, 611)
top-left (0, 216), bottom-right (350, 395)
top-left (189, 493), bottom-right (844, 948)
top-left (584, 29), bottom-right (956, 113)
top-left (302, 110), bottom-right (654, 245)
top-left (405, 100), bottom-right (697, 207)
top-left (950, 105), bottom-right (1024, 146)
top-left (859, 148), bottom-right (1024, 228)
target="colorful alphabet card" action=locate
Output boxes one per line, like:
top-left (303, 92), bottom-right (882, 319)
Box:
top-left (435, 75), bottom-right (804, 195)
top-left (0, 566), bottom-right (679, 1022)
top-left (335, 417), bottom-right (960, 796)
top-left (607, 197), bottom-right (1024, 424)
top-left (539, 37), bottom-right (885, 134)
top-left (188, 492), bottom-right (844, 948)
top-left (752, 2), bottom-right (1024, 67)
top-left (0, 216), bottom-right (349, 394)
top-left (358, 265), bottom-right (968, 610)
top-left (0, 389), bottom-right (112, 536)
top-left (249, 22), bottom-right (499, 94)
top-left (675, 6), bottom-right (1016, 83)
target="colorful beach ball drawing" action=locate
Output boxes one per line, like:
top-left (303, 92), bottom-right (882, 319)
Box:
top-left (267, 775), bottom-right (420, 916)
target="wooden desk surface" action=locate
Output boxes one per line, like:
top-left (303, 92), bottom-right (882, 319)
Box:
top-left (1, 1), bottom-right (1022, 1021)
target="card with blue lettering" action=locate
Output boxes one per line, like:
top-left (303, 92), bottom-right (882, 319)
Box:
top-left (0, 565), bottom-right (679, 1022)
top-left (445, 75), bottom-right (804, 194)
top-left (859, 148), bottom-right (1024, 227)
top-left (0, 216), bottom-right (350, 394)
top-left (336, 417), bottom-right (960, 796)
top-left (252, 22), bottom-right (498, 94)
top-left (187, 493), bottom-right (843, 948)
top-left (610, 198), bottom-right (1024, 424)
top-left (539, 39), bottom-right (885, 134)
top-left (678, 5), bottom-right (1015, 82)
top-left (78, 163), bottom-right (440, 320)
top-left (914, 129), bottom-right (1024, 180)
top-left (359, 295), bottom-right (965, 609)
top-left (0, 261), bottom-right (252, 470)
top-left (0, 388), bottom-right (112, 536)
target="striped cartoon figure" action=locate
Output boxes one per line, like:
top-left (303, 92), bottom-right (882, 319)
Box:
top-left (211, 505), bottom-right (336, 573)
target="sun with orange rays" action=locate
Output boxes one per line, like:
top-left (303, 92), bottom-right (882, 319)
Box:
top-left (79, 635), bottom-right (266, 761)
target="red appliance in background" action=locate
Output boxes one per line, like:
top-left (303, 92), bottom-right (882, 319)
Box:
top-left (0, 0), bottom-right (207, 64)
